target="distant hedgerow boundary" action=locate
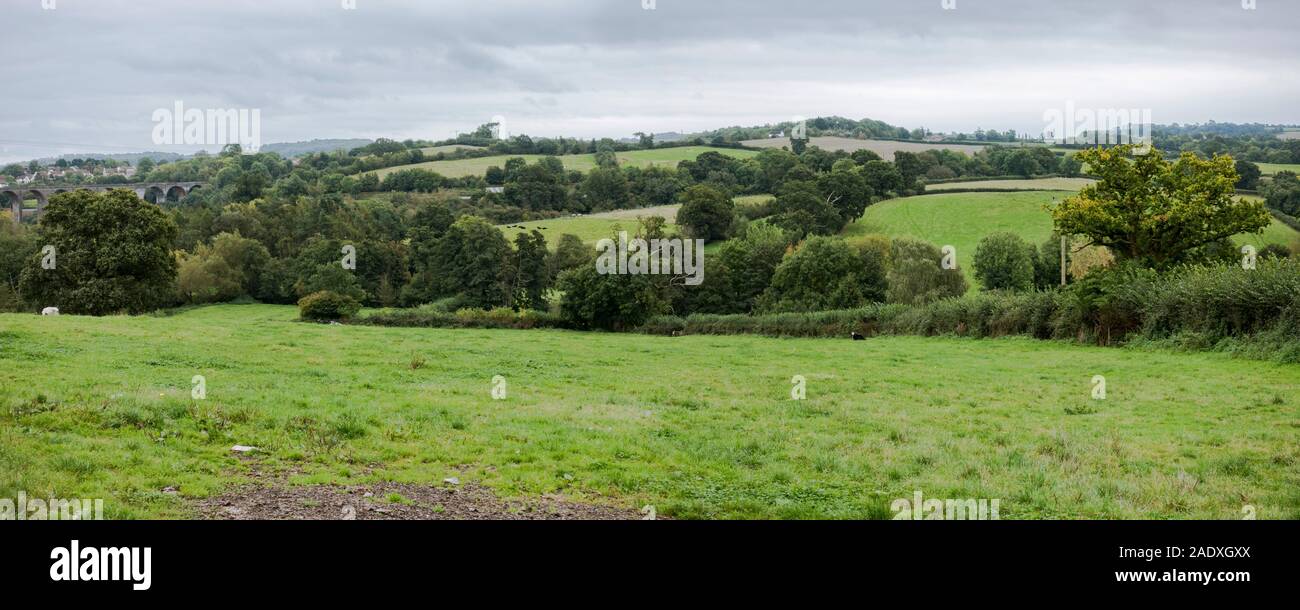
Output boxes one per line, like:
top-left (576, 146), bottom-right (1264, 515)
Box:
top-left (355, 259), bottom-right (1300, 363)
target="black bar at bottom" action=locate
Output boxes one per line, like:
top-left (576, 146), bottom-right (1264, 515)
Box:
top-left (2, 520), bottom-right (1291, 598)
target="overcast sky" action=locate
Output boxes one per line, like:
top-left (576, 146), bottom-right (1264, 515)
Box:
top-left (1, 0), bottom-right (1297, 163)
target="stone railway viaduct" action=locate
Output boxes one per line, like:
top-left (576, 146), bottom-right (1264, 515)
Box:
top-left (2, 182), bottom-right (205, 225)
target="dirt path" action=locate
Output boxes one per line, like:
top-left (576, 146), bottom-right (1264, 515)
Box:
top-left (196, 482), bottom-right (649, 520)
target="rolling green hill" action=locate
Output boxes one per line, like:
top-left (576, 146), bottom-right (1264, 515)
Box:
top-left (499, 204), bottom-right (681, 245)
top-left (374, 146), bottom-right (759, 179)
top-left (844, 190), bottom-right (1299, 287)
top-left (1257, 162), bottom-right (1300, 177)
top-left (496, 194), bottom-right (775, 246)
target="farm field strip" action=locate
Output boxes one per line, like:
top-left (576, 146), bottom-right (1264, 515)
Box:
top-left (373, 146), bottom-right (759, 179)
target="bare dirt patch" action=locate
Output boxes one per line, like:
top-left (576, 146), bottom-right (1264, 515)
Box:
top-left (196, 482), bottom-right (648, 520)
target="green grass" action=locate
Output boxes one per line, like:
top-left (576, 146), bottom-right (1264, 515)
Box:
top-left (1257, 162), bottom-right (1300, 177)
top-left (499, 204), bottom-right (680, 245)
top-left (2, 304), bottom-right (1298, 519)
top-left (845, 191), bottom-right (1300, 287)
top-left (845, 191), bottom-right (1064, 286)
top-left (373, 146), bottom-right (759, 179)
top-left (498, 195), bottom-right (776, 246)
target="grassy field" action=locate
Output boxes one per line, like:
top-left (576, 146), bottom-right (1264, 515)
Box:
top-left (845, 191), bottom-right (1300, 286)
top-left (499, 204), bottom-right (681, 245)
top-left (373, 146), bottom-right (759, 179)
top-left (742, 136), bottom-right (990, 156)
top-left (844, 191), bottom-right (1065, 286)
top-left (926, 177), bottom-right (1095, 191)
top-left (2, 304), bottom-right (1298, 520)
top-left (498, 195), bottom-right (774, 245)
top-left (1257, 162), bottom-right (1300, 176)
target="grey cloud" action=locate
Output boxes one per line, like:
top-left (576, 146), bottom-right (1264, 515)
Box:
top-left (0, 0), bottom-right (1296, 163)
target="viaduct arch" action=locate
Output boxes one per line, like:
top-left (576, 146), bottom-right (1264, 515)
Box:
top-left (1, 182), bottom-right (205, 225)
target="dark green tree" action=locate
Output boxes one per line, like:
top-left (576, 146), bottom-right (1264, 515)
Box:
top-left (511, 230), bottom-right (551, 310)
top-left (675, 185), bottom-right (735, 241)
top-left (19, 189), bottom-right (179, 315)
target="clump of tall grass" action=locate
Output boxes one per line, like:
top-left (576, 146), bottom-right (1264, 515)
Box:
top-left (357, 306), bottom-right (565, 330)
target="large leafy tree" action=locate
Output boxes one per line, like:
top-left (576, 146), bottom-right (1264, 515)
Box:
top-left (578, 167), bottom-right (631, 212)
top-left (411, 216), bottom-right (512, 308)
top-left (675, 185), bottom-right (734, 241)
top-left (19, 189), bottom-right (179, 314)
top-left (1049, 145), bottom-right (1271, 267)
top-left (816, 168), bottom-right (873, 223)
top-left (556, 265), bottom-right (665, 331)
top-left (756, 236), bottom-right (886, 313)
top-left (769, 180), bottom-right (844, 238)
top-left (718, 223), bottom-right (790, 313)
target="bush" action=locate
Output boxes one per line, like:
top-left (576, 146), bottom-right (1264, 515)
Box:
top-left (886, 238), bottom-right (967, 305)
top-left (176, 246), bottom-right (244, 304)
top-left (1259, 243), bottom-right (1292, 260)
top-left (357, 304), bottom-right (565, 330)
top-left (973, 232), bottom-right (1034, 291)
top-left (1137, 258), bottom-right (1300, 339)
top-left (298, 291), bottom-right (362, 321)
top-left (297, 263), bottom-right (366, 302)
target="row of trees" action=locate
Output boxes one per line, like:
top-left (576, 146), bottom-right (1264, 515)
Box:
top-left (4, 136), bottom-right (1283, 331)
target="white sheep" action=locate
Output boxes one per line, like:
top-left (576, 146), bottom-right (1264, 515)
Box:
top-left (41, 307), bottom-right (59, 316)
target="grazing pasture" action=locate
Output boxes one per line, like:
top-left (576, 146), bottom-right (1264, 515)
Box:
top-left (373, 146), bottom-right (759, 179)
top-left (845, 191), bottom-right (1300, 287)
top-left (1257, 162), bottom-right (1300, 176)
top-left (498, 204), bottom-right (681, 244)
top-left (2, 304), bottom-right (1297, 519)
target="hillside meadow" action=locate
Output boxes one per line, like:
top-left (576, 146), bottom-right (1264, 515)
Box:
top-left (373, 146), bottom-right (759, 179)
top-left (2, 304), bottom-right (1298, 520)
top-left (1258, 162), bottom-right (1300, 176)
top-left (498, 204), bottom-right (681, 245)
top-left (845, 190), bottom-right (1300, 287)
top-left (497, 195), bottom-right (775, 245)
